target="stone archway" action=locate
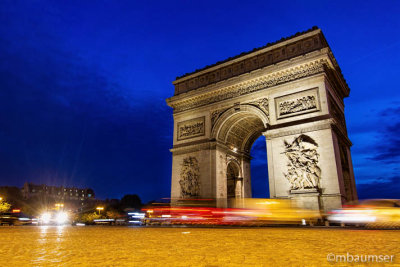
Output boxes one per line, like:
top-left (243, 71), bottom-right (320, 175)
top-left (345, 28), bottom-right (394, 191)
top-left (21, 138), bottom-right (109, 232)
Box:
top-left (210, 104), bottom-right (269, 204)
top-left (167, 27), bottom-right (358, 211)
top-left (226, 161), bottom-right (240, 199)
top-left (212, 104), bottom-right (268, 153)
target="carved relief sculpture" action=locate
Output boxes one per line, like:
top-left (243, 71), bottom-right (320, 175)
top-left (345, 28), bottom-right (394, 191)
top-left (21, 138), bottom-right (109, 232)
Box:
top-left (179, 157), bottom-right (200, 197)
top-left (177, 117), bottom-right (205, 140)
top-left (283, 134), bottom-right (321, 190)
top-left (211, 109), bottom-right (227, 128)
top-left (279, 95), bottom-right (317, 116)
top-left (249, 98), bottom-right (269, 118)
top-left (275, 88), bottom-right (320, 119)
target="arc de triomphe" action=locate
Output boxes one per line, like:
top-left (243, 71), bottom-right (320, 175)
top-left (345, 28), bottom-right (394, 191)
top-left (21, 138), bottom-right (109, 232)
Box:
top-left (166, 27), bottom-right (357, 211)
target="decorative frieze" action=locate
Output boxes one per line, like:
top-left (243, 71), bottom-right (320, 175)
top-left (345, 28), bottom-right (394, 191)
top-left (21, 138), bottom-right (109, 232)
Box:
top-left (170, 60), bottom-right (327, 113)
top-left (179, 157), bottom-right (200, 198)
top-left (174, 29), bottom-right (326, 94)
top-left (275, 88), bottom-right (320, 119)
top-left (283, 134), bottom-right (321, 190)
top-left (177, 117), bottom-right (205, 141)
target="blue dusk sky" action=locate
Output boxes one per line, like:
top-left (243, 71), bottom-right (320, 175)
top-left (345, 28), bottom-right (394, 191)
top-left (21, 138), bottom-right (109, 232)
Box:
top-left (0, 0), bottom-right (399, 201)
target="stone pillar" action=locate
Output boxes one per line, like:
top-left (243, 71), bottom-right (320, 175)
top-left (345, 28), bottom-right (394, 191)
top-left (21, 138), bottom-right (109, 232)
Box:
top-left (264, 119), bottom-right (344, 212)
top-left (345, 146), bottom-right (358, 201)
top-left (170, 143), bottom-right (217, 201)
top-left (242, 158), bottom-right (252, 198)
top-left (235, 178), bottom-right (243, 198)
top-left (290, 189), bottom-right (321, 211)
top-left (215, 146), bottom-right (228, 207)
top-left (265, 133), bottom-right (276, 198)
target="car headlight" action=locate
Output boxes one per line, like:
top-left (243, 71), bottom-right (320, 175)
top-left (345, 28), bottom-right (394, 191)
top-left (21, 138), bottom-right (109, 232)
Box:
top-left (55, 212), bottom-right (68, 224)
top-left (41, 212), bottom-right (51, 224)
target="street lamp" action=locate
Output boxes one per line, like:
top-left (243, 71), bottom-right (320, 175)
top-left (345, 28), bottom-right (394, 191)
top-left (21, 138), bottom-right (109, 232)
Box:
top-left (0, 197), bottom-right (2, 201)
top-left (96, 207), bottom-right (104, 215)
top-left (55, 203), bottom-right (64, 210)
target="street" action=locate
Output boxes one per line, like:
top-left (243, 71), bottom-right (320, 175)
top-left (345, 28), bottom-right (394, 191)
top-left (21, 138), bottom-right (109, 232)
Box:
top-left (0, 226), bottom-right (398, 266)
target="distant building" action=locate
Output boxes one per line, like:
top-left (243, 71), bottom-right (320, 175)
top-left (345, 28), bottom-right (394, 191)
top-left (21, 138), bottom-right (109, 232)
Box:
top-left (21, 182), bottom-right (96, 211)
top-left (22, 182), bottom-right (95, 201)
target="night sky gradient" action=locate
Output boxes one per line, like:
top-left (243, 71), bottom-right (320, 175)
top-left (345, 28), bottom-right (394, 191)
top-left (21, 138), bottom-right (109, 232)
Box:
top-left (1, 0), bottom-right (399, 201)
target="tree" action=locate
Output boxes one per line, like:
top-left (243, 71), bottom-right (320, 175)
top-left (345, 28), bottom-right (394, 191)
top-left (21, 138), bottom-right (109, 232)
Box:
top-left (79, 212), bottom-right (101, 224)
top-left (0, 199), bottom-right (11, 213)
top-left (120, 194), bottom-right (142, 211)
top-left (0, 186), bottom-right (24, 211)
top-left (106, 210), bottom-right (121, 219)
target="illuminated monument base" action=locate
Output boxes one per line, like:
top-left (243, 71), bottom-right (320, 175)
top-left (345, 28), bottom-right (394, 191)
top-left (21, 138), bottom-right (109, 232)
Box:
top-left (166, 27), bottom-right (357, 211)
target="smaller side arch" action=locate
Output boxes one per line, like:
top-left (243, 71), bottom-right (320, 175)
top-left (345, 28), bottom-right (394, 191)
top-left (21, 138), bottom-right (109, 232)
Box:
top-left (226, 157), bottom-right (242, 178)
top-left (226, 160), bottom-right (242, 199)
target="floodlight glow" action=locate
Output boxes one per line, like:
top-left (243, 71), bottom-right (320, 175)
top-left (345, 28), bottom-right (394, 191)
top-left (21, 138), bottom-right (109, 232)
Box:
top-left (41, 212), bottom-right (51, 224)
top-left (55, 212), bottom-right (68, 224)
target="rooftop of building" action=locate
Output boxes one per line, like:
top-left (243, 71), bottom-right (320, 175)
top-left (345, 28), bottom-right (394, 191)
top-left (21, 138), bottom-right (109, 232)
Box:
top-left (23, 182), bottom-right (94, 192)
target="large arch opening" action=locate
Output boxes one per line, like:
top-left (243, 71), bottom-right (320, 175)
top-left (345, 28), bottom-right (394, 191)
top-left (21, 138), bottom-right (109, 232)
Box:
top-left (250, 136), bottom-right (269, 198)
top-left (216, 112), bottom-right (265, 153)
top-left (212, 105), bottom-right (268, 152)
top-left (212, 104), bottom-right (269, 201)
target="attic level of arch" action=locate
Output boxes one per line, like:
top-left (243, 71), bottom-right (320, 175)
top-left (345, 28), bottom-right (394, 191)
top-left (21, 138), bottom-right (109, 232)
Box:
top-left (172, 29), bottom-right (348, 96)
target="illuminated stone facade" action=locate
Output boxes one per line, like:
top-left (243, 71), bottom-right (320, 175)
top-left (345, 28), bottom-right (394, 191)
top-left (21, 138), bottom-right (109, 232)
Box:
top-left (166, 27), bottom-right (357, 211)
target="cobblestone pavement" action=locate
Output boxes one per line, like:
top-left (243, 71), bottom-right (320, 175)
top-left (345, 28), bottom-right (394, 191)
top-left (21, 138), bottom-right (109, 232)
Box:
top-left (0, 226), bottom-right (399, 266)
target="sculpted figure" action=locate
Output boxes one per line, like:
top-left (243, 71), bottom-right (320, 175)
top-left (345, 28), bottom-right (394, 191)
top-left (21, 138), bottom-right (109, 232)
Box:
top-left (179, 157), bottom-right (200, 197)
top-left (283, 134), bottom-right (321, 190)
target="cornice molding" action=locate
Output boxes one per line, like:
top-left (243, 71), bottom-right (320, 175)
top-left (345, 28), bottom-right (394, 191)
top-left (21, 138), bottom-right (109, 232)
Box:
top-left (170, 141), bottom-right (216, 156)
top-left (170, 139), bottom-right (251, 159)
top-left (263, 119), bottom-right (334, 139)
top-left (168, 59), bottom-right (328, 113)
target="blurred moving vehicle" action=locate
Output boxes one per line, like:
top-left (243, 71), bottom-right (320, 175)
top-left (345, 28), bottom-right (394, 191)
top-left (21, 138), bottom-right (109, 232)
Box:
top-left (327, 199), bottom-right (400, 228)
top-left (0, 211), bottom-right (33, 226)
top-left (230, 198), bottom-right (320, 225)
top-left (127, 212), bottom-right (145, 225)
top-left (142, 198), bottom-right (321, 226)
